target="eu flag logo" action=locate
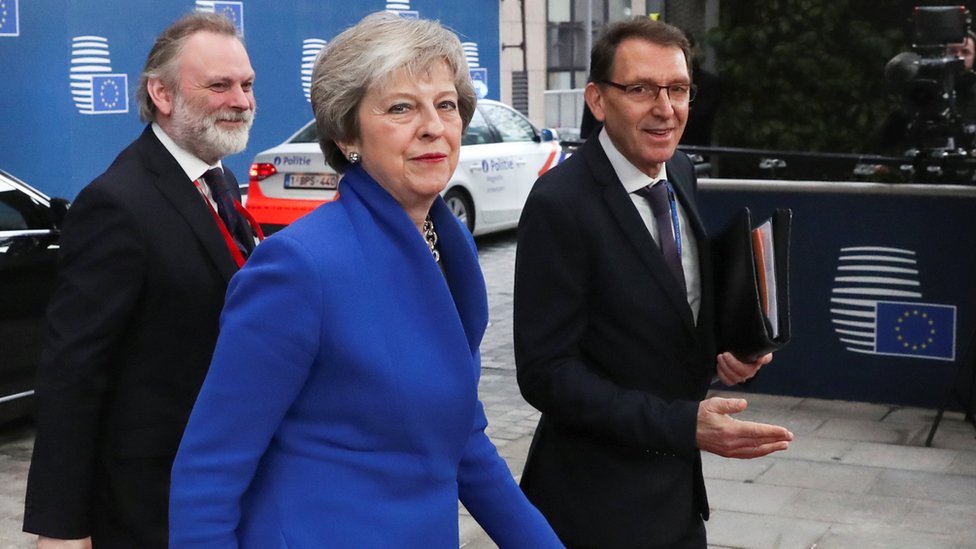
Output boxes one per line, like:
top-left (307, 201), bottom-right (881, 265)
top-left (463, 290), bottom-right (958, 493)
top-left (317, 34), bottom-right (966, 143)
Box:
top-left (470, 68), bottom-right (488, 99)
top-left (0, 0), bottom-right (20, 37)
top-left (90, 74), bottom-right (128, 114)
top-left (213, 1), bottom-right (244, 36)
top-left (875, 301), bottom-right (956, 360)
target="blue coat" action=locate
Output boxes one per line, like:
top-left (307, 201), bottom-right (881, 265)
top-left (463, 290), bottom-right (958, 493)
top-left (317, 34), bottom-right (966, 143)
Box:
top-left (169, 166), bottom-right (562, 548)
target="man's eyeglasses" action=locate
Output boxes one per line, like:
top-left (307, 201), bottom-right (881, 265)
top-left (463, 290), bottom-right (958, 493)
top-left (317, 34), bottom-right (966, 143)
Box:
top-left (600, 80), bottom-right (697, 104)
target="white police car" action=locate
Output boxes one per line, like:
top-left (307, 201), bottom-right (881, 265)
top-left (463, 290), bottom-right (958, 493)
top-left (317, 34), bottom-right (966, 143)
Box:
top-left (246, 99), bottom-right (563, 236)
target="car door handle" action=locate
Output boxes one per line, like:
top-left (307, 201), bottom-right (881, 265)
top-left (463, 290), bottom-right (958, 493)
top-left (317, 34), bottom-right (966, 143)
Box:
top-left (467, 162), bottom-right (484, 172)
top-left (515, 158), bottom-right (527, 165)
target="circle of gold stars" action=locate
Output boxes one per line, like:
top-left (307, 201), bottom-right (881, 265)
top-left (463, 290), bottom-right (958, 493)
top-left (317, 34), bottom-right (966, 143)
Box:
top-left (1, 2), bottom-right (8, 30)
top-left (218, 7), bottom-right (239, 28)
top-left (98, 79), bottom-right (120, 109)
top-left (894, 309), bottom-right (937, 351)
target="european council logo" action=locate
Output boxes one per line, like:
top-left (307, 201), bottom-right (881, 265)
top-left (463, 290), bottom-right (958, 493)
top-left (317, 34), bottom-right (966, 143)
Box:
top-left (830, 246), bottom-right (956, 361)
top-left (301, 38), bottom-right (328, 103)
top-left (196, 1), bottom-right (244, 36)
top-left (0, 0), bottom-right (19, 37)
top-left (70, 36), bottom-right (129, 115)
top-left (875, 301), bottom-right (955, 360)
top-left (386, 1), bottom-right (418, 19)
top-left (462, 42), bottom-right (488, 99)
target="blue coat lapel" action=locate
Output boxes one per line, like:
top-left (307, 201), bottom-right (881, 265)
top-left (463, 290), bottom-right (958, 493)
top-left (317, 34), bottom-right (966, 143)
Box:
top-left (429, 197), bottom-right (489, 353)
top-left (339, 166), bottom-right (488, 356)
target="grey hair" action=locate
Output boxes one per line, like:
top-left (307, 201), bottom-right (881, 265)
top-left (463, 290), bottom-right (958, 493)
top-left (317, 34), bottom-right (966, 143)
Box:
top-left (136, 12), bottom-right (240, 122)
top-left (310, 12), bottom-right (476, 173)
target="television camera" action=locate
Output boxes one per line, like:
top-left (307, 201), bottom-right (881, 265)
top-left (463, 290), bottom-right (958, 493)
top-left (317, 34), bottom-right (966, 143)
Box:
top-left (885, 5), bottom-right (976, 182)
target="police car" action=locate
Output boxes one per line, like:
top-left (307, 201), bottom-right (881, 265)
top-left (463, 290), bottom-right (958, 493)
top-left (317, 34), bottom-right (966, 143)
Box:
top-left (246, 99), bottom-right (563, 236)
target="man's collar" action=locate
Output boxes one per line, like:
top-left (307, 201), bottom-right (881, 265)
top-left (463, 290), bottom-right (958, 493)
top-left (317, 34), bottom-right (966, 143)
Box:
top-left (151, 122), bottom-right (221, 182)
top-left (597, 127), bottom-right (668, 193)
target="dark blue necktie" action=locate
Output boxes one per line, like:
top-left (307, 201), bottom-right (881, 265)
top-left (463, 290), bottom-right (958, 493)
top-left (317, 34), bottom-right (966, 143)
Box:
top-left (634, 181), bottom-right (686, 291)
top-left (202, 167), bottom-right (254, 257)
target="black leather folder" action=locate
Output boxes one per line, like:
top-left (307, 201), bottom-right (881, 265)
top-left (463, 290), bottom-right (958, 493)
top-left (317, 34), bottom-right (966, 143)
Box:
top-left (711, 207), bottom-right (792, 362)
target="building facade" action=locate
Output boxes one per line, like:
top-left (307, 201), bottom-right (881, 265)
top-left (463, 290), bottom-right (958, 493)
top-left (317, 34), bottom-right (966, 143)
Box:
top-left (500, 0), bottom-right (717, 129)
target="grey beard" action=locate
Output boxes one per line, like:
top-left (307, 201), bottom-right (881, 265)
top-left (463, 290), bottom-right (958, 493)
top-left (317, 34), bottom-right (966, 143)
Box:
top-left (170, 96), bottom-right (255, 164)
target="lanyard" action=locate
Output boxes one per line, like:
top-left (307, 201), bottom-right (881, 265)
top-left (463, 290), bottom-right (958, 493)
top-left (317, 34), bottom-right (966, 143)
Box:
top-left (235, 201), bottom-right (266, 242)
top-left (195, 179), bottom-right (265, 268)
top-left (665, 181), bottom-right (682, 258)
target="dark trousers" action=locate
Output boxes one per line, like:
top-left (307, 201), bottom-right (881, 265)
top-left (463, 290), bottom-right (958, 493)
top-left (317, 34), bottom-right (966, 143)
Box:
top-left (564, 517), bottom-right (706, 549)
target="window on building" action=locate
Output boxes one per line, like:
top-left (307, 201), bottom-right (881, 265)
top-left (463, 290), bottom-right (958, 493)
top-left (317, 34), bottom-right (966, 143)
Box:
top-left (547, 0), bottom-right (633, 90)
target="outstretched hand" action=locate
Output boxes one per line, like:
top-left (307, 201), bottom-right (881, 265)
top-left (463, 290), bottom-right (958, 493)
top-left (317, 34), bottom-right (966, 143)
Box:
top-left (696, 397), bottom-right (793, 459)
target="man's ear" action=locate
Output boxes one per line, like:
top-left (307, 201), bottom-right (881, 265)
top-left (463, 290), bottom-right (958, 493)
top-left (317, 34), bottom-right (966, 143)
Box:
top-left (584, 82), bottom-right (606, 122)
top-left (147, 78), bottom-right (175, 117)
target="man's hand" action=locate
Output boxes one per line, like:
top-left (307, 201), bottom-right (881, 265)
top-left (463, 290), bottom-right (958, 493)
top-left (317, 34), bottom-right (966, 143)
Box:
top-left (37, 536), bottom-right (92, 549)
top-left (716, 352), bottom-right (771, 386)
top-left (696, 397), bottom-right (793, 459)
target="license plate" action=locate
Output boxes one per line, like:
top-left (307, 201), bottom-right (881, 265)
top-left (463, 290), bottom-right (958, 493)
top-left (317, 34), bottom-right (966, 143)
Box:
top-left (284, 173), bottom-right (338, 189)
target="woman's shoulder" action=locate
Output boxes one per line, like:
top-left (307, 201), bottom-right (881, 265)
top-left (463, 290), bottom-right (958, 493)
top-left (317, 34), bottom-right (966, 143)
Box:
top-left (255, 199), bottom-right (360, 264)
top-left (281, 195), bottom-right (353, 236)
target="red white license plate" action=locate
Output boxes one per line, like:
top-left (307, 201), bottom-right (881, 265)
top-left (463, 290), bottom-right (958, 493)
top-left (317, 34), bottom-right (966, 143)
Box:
top-left (284, 173), bottom-right (338, 189)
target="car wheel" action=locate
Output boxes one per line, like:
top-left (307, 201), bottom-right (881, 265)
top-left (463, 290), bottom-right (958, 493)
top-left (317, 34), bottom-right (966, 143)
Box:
top-left (444, 188), bottom-right (474, 233)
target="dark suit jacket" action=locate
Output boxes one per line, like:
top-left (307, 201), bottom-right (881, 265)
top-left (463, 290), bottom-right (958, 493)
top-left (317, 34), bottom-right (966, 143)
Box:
top-left (23, 125), bottom-right (241, 547)
top-left (514, 135), bottom-right (716, 548)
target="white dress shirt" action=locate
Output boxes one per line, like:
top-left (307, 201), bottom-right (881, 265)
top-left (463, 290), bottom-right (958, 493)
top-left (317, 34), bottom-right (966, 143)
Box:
top-left (152, 122), bottom-right (223, 210)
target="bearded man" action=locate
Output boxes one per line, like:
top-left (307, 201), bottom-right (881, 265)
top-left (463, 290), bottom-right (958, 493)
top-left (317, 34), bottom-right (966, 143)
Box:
top-left (23, 12), bottom-right (258, 548)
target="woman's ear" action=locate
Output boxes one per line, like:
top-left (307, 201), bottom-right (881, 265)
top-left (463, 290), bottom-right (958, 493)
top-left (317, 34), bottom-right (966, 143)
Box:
top-left (335, 137), bottom-right (360, 160)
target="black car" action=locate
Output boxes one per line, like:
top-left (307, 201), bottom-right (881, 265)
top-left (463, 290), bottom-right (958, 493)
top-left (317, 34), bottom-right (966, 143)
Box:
top-left (0, 169), bottom-right (68, 423)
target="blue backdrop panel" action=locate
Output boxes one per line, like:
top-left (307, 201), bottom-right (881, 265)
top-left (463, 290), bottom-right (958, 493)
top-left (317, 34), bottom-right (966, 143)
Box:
top-left (699, 181), bottom-right (976, 408)
top-left (0, 0), bottom-right (500, 200)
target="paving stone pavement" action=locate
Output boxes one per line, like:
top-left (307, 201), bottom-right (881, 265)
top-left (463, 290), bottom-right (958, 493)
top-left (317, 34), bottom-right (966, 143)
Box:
top-left (2, 230), bottom-right (975, 549)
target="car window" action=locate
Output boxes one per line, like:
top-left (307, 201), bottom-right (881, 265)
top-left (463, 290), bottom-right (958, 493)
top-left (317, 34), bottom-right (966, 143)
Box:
top-left (0, 178), bottom-right (49, 231)
top-left (480, 103), bottom-right (536, 143)
top-left (462, 108), bottom-right (496, 146)
top-left (290, 122), bottom-right (319, 144)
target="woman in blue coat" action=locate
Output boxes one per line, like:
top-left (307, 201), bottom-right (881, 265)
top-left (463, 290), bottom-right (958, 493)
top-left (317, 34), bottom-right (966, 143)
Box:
top-left (168, 12), bottom-right (563, 549)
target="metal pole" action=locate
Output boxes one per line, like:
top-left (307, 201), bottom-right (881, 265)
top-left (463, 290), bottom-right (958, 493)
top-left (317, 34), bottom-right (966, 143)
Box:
top-left (521, 0), bottom-right (527, 72)
top-left (585, 0), bottom-right (593, 81)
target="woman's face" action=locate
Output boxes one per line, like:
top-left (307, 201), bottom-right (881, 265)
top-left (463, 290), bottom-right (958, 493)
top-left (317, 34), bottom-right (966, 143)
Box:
top-left (343, 61), bottom-right (463, 214)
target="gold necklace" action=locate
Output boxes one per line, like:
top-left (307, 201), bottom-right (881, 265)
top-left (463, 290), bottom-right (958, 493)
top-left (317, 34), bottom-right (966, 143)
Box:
top-left (423, 216), bottom-right (440, 263)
